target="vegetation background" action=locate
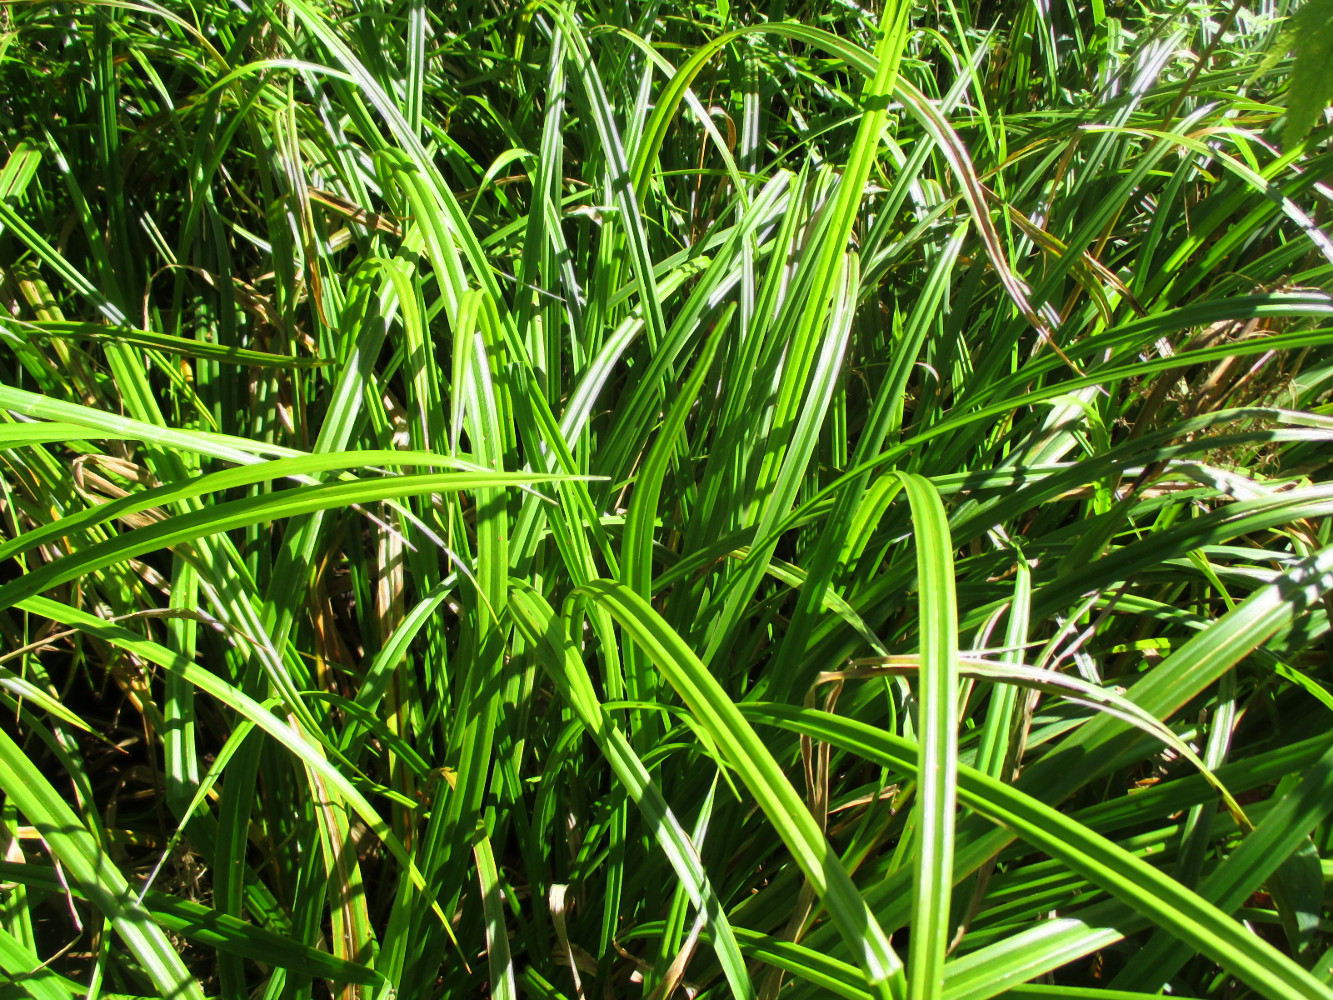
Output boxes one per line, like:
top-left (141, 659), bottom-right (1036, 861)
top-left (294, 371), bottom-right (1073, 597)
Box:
top-left (0, 1), bottom-right (1331, 998)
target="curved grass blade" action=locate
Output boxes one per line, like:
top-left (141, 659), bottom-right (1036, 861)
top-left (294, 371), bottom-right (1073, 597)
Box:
top-left (746, 703), bottom-right (1333, 1000)
top-left (835, 656), bottom-right (1250, 827)
top-left (891, 474), bottom-right (960, 1000)
top-left (0, 860), bottom-right (385, 988)
top-left (0, 470), bottom-right (573, 612)
top-left (474, 832), bottom-right (517, 1000)
top-left (0, 726), bottom-right (205, 1000)
top-left (15, 595), bottom-right (455, 944)
top-left (574, 580), bottom-right (906, 1000)
top-left (508, 584), bottom-right (756, 1000)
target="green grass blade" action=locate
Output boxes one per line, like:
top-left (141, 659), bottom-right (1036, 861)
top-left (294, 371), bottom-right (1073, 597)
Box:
top-left (0, 726), bottom-right (205, 1000)
top-left (748, 703), bottom-right (1333, 1000)
top-left (574, 580), bottom-right (906, 1000)
top-left (894, 473), bottom-right (960, 1000)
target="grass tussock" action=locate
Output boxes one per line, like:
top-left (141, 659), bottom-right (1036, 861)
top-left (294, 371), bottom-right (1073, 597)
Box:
top-left (0, 1), bottom-right (1332, 998)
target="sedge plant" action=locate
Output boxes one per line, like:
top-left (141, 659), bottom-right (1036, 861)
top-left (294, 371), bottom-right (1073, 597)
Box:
top-left (0, 1), bottom-right (1331, 999)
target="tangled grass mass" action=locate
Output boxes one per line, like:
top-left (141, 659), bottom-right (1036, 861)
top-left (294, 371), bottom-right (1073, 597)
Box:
top-left (1, 1), bottom-right (1332, 998)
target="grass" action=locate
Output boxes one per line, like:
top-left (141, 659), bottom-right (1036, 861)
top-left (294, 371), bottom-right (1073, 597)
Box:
top-left (0, 0), bottom-right (1331, 998)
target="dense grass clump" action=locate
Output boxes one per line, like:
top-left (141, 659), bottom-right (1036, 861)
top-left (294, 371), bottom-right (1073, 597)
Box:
top-left (1, 1), bottom-right (1331, 998)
